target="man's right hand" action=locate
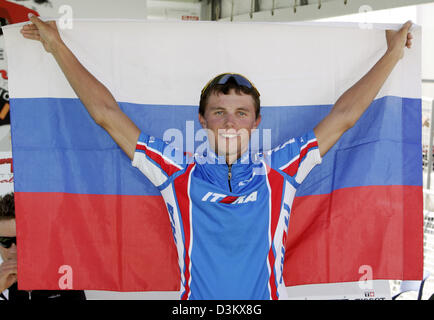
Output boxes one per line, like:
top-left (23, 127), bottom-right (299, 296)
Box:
top-left (0, 259), bottom-right (17, 292)
top-left (20, 14), bottom-right (63, 54)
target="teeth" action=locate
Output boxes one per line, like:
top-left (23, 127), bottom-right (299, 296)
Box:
top-left (220, 134), bottom-right (238, 138)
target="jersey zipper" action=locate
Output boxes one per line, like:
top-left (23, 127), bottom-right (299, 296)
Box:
top-left (228, 165), bottom-right (232, 192)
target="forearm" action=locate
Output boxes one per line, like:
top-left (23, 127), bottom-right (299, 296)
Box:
top-left (334, 50), bottom-right (401, 127)
top-left (51, 40), bottom-right (118, 125)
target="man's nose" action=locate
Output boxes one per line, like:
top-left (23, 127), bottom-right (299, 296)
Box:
top-left (8, 243), bottom-right (17, 253)
top-left (6, 243), bottom-right (17, 260)
top-left (224, 113), bottom-right (237, 128)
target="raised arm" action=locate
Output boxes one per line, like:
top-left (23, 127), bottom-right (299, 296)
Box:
top-left (313, 21), bottom-right (413, 157)
top-left (20, 14), bottom-right (140, 160)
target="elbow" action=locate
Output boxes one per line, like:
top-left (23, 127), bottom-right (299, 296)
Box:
top-left (334, 106), bottom-right (357, 132)
top-left (345, 117), bottom-right (357, 131)
top-left (91, 109), bottom-right (106, 127)
top-left (92, 110), bottom-right (106, 127)
top-left (90, 101), bottom-right (117, 128)
top-left (336, 100), bottom-right (360, 131)
top-left (334, 93), bottom-right (370, 131)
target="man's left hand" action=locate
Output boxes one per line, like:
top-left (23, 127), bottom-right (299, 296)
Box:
top-left (386, 20), bottom-right (413, 60)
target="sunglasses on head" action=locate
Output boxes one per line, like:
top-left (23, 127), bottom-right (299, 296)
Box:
top-left (0, 236), bottom-right (16, 249)
top-left (201, 73), bottom-right (260, 96)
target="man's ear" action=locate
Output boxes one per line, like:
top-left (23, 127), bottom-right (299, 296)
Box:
top-left (198, 113), bottom-right (207, 128)
top-left (253, 114), bottom-right (261, 129)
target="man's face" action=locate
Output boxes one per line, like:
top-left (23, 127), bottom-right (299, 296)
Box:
top-left (0, 219), bottom-right (16, 261)
top-left (199, 89), bottom-right (261, 164)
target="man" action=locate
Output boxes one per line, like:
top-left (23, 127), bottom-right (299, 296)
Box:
top-left (0, 193), bottom-right (86, 300)
top-left (20, 15), bottom-right (413, 299)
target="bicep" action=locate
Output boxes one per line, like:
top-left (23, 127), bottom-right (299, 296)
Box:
top-left (100, 106), bottom-right (141, 160)
top-left (314, 107), bottom-right (352, 157)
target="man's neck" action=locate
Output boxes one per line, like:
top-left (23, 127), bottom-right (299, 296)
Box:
top-left (226, 153), bottom-right (240, 166)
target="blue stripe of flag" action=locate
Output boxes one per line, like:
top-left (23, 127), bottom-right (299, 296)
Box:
top-left (10, 96), bottom-right (421, 196)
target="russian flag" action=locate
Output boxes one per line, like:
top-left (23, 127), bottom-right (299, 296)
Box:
top-left (3, 20), bottom-right (423, 292)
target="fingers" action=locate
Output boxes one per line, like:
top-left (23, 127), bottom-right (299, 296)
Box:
top-left (20, 21), bottom-right (38, 37)
top-left (22, 23), bottom-right (37, 31)
top-left (402, 20), bottom-right (413, 32)
top-left (20, 28), bottom-right (40, 36)
top-left (20, 29), bottom-right (41, 41)
top-left (400, 21), bottom-right (414, 49)
top-left (0, 260), bottom-right (17, 291)
top-left (21, 13), bottom-right (49, 35)
top-left (20, 15), bottom-right (45, 41)
top-left (0, 260), bottom-right (17, 276)
top-left (28, 13), bottom-right (45, 29)
top-left (1, 259), bottom-right (17, 268)
top-left (7, 273), bottom-right (17, 285)
top-left (22, 34), bottom-right (41, 41)
top-left (20, 16), bottom-right (40, 39)
top-left (406, 30), bottom-right (413, 49)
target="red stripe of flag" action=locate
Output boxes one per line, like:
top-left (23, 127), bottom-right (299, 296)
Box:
top-left (283, 185), bottom-right (423, 286)
top-left (14, 185), bottom-right (421, 291)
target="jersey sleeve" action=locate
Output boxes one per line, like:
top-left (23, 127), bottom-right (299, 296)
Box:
top-left (132, 132), bottom-right (188, 188)
top-left (268, 130), bottom-right (322, 184)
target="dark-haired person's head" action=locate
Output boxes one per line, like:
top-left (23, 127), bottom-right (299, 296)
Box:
top-left (198, 73), bottom-right (262, 164)
top-left (199, 73), bottom-right (260, 119)
top-left (0, 193), bottom-right (16, 262)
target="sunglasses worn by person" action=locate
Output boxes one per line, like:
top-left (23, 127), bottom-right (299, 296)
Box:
top-left (201, 73), bottom-right (260, 97)
top-left (0, 236), bottom-right (16, 249)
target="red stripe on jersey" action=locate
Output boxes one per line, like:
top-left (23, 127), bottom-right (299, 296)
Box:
top-left (173, 163), bottom-right (195, 300)
top-left (282, 140), bottom-right (318, 177)
top-left (136, 143), bottom-right (181, 177)
top-left (220, 196), bottom-right (238, 204)
top-left (266, 166), bottom-right (285, 300)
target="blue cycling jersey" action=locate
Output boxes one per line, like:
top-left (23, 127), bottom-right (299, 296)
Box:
top-left (132, 130), bottom-right (321, 300)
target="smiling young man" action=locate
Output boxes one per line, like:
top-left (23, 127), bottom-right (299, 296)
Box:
top-left (20, 16), bottom-right (413, 299)
top-left (198, 73), bottom-right (262, 167)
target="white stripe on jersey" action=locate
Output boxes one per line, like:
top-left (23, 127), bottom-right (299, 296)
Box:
top-left (295, 149), bottom-right (321, 184)
top-left (132, 152), bottom-right (168, 187)
top-left (160, 185), bottom-right (187, 297)
top-left (274, 180), bottom-right (297, 300)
